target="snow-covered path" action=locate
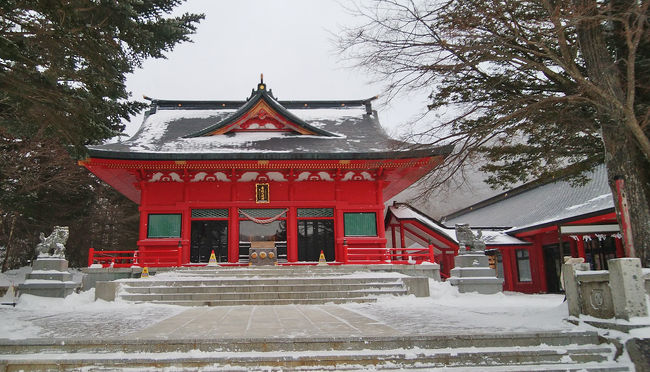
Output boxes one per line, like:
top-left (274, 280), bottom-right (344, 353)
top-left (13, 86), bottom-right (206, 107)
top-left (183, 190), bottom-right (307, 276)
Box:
top-left (0, 279), bottom-right (573, 341)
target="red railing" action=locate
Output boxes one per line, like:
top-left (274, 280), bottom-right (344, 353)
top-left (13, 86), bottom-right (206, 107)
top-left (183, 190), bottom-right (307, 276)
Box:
top-left (342, 243), bottom-right (436, 264)
top-left (88, 248), bottom-right (182, 268)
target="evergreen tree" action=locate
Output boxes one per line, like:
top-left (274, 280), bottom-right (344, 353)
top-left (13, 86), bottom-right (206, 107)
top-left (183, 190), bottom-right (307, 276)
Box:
top-left (0, 1), bottom-right (203, 269)
top-left (339, 0), bottom-right (650, 265)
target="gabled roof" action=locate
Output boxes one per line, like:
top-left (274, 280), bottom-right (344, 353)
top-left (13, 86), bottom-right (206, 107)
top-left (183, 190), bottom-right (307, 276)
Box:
top-left (386, 203), bottom-right (529, 246)
top-left (88, 80), bottom-right (451, 161)
top-left (443, 164), bottom-right (615, 233)
top-left (184, 80), bottom-right (338, 138)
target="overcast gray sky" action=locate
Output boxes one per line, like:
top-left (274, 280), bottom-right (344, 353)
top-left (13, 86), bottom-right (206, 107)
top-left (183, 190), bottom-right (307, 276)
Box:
top-left (123, 0), bottom-right (428, 137)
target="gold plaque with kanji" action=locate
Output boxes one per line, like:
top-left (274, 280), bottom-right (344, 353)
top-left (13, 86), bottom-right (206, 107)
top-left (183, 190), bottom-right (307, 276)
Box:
top-left (255, 183), bottom-right (270, 203)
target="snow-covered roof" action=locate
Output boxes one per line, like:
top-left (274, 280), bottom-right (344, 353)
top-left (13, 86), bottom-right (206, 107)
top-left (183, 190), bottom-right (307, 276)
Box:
top-left (444, 164), bottom-right (614, 233)
top-left (88, 83), bottom-right (450, 161)
top-left (388, 203), bottom-right (529, 246)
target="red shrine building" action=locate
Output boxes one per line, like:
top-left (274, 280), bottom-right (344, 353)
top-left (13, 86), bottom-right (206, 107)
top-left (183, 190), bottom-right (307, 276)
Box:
top-left (386, 164), bottom-right (623, 293)
top-left (82, 79), bottom-right (451, 266)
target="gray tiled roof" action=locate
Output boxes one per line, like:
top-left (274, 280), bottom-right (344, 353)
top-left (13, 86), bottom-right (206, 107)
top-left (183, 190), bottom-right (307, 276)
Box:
top-left (443, 164), bottom-right (614, 232)
top-left (88, 90), bottom-right (450, 161)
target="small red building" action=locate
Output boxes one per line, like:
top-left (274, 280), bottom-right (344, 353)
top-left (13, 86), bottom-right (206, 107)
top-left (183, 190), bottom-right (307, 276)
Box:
top-left (82, 79), bottom-right (451, 266)
top-left (387, 164), bottom-right (622, 293)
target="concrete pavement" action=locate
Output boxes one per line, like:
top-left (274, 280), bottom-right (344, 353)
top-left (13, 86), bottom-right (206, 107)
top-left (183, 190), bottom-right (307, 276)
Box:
top-left (129, 304), bottom-right (399, 340)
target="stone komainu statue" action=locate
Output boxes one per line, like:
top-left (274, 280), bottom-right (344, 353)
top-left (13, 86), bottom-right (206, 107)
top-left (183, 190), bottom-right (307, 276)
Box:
top-left (36, 226), bottom-right (69, 258)
top-left (454, 223), bottom-right (486, 252)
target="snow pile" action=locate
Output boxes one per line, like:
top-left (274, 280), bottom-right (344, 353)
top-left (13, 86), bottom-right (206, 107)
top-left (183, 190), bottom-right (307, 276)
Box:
top-left (344, 280), bottom-right (572, 334)
top-left (288, 107), bottom-right (367, 122)
top-left (0, 289), bottom-right (185, 340)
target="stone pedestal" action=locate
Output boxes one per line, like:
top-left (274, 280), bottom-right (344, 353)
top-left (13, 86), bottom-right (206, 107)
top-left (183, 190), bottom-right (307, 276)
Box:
top-left (448, 253), bottom-right (503, 294)
top-left (18, 257), bottom-right (79, 298)
top-left (562, 258), bottom-right (648, 321)
top-left (608, 258), bottom-right (648, 320)
top-left (562, 262), bottom-right (591, 317)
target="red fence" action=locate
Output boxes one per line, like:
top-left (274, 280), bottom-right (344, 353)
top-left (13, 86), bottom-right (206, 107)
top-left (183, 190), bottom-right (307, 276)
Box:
top-left (342, 244), bottom-right (436, 264)
top-left (88, 248), bottom-right (182, 268)
top-left (89, 245), bottom-right (441, 267)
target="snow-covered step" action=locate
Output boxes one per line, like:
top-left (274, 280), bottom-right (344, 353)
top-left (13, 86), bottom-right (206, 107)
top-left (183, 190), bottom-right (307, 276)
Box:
top-left (105, 270), bottom-right (420, 306)
top-left (0, 331), bottom-right (608, 354)
top-left (0, 344), bottom-right (627, 371)
top-left (124, 282), bottom-right (405, 294)
top-left (122, 276), bottom-right (406, 286)
top-left (120, 289), bottom-right (404, 302)
top-left (146, 297), bottom-right (379, 306)
top-left (121, 288), bottom-right (405, 299)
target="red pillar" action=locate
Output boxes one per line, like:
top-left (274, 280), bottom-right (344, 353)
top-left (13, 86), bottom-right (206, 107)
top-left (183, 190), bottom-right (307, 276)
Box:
top-left (228, 206), bottom-right (239, 263)
top-left (287, 207), bottom-right (298, 262)
top-left (336, 208), bottom-right (345, 262)
top-left (375, 179), bottom-right (386, 246)
top-left (180, 210), bottom-right (191, 265)
top-left (180, 174), bottom-right (190, 265)
top-left (533, 236), bottom-right (547, 293)
top-left (137, 180), bottom-right (148, 244)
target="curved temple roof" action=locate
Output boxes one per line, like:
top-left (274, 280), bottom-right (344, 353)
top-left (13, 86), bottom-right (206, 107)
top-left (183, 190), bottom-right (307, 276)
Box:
top-left (88, 81), bottom-right (451, 161)
top-left (184, 81), bottom-right (339, 138)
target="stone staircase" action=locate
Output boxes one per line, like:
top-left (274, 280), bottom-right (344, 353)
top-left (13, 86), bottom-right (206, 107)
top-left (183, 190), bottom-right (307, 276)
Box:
top-left (100, 266), bottom-right (425, 306)
top-left (0, 330), bottom-right (630, 371)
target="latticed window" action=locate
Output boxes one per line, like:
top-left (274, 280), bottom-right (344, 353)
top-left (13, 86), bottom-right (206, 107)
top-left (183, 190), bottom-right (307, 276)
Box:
top-left (191, 209), bottom-right (229, 218)
top-left (239, 209), bottom-right (287, 218)
top-left (148, 214), bottom-right (181, 238)
top-left (344, 212), bottom-right (377, 236)
top-left (297, 208), bottom-right (334, 218)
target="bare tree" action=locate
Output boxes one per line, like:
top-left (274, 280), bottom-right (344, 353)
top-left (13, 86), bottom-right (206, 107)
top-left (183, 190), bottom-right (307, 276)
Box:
top-left (339, 0), bottom-right (650, 265)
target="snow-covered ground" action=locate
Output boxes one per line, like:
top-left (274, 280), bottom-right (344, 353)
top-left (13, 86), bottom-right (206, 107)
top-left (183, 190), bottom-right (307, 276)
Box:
top-left (343, 281), bottom-right (572, 335)
top-left (0, 266), bottom-right (648, 343)
top-left (1, 265), bottom-right (572, 340)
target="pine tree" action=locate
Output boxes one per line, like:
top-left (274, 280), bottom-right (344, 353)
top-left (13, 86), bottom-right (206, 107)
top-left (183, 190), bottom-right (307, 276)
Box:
top-left (0, 1), bottom-right (203, 269)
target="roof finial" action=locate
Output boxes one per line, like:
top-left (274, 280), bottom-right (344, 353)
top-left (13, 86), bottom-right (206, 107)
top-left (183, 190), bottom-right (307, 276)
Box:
top-left (257, 74), bottom-right (266, 91)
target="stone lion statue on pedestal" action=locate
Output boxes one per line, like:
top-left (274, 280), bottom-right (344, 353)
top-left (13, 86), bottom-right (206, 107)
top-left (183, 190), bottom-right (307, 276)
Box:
top-left (36, 226), bottom-right (69, 258)
top-left (455, 224), bottom-right (486, 252)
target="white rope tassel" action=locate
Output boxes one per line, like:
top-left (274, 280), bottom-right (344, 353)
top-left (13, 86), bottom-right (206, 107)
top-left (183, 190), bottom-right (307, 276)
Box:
top-left (239, 208), bottom-right (289, 224)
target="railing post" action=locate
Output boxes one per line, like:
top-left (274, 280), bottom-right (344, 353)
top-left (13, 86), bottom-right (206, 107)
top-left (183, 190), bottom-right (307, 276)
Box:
top-left (429, 243), bottom-right (436, 263)
top-left (88, 247), bottom-right (94, 267)
top-left (342, 239), bottom-right (349, 264)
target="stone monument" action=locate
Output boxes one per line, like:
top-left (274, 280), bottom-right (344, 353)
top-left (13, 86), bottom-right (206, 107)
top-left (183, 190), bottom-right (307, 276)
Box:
top-left (19, 226), bottom-right (79, 297)
top-left (448, 224), bottom-right (504, 294)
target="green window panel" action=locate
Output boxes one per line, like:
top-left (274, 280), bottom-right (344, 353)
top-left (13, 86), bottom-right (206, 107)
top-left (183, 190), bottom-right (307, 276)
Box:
top-left (297, 208), bottom-right (334, 218)
top-left (344, 212), bottom-right (377, 236)
top-left (148, 214), bottom-right (182, 238)
top-left (191, 209), bottom-right (229, 218)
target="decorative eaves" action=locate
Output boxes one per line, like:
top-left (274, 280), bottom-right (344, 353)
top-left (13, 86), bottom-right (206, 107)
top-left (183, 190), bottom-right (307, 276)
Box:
top-left (185, 79), bottom-right (338, 138)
